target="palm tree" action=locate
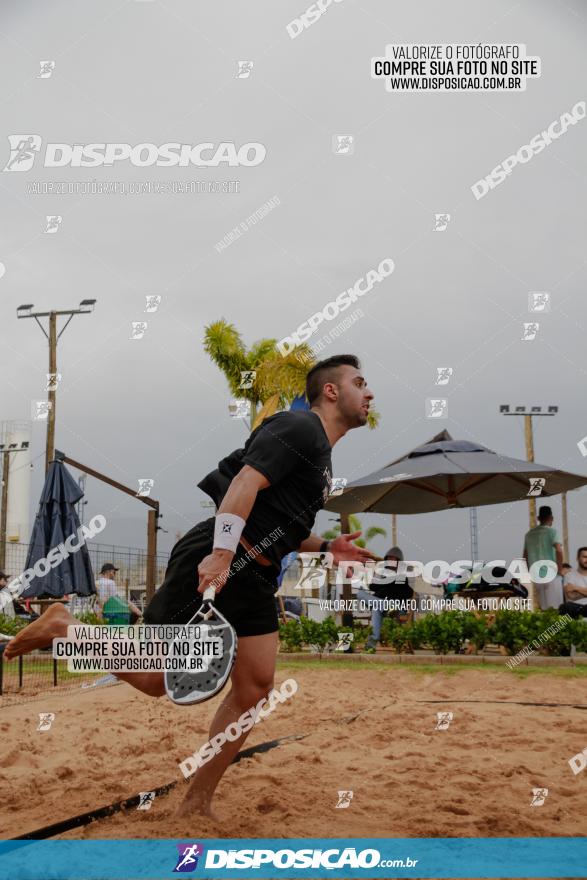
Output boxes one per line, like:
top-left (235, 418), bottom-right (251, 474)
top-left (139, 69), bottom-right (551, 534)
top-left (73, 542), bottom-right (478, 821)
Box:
top-left (203, 319), bottom-right (380, 431)
top-left (321, 514), bottom-right (386, 549)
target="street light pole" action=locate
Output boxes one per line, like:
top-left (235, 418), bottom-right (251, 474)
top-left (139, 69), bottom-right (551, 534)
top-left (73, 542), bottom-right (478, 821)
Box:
top-left (16, 300), bottom-right (96, 473)
top-left (524, 413), bottom-right (536, 528)
top-left (499, 404), bottom-right (558, 531)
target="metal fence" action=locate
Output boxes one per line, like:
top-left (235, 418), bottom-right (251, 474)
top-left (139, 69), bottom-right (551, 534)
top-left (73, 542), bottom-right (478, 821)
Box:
top-left (0, 648), bottom-right (120, 708)
top-left (2, 540), bottom-right (170, 607)
top-left (0, 540), bottom-right (171, 707)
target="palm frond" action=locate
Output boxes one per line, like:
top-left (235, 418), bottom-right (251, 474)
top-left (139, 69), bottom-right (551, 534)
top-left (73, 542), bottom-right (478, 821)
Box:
top-left (203, 320), bottom-right (248, 395)
top-left (320, 529), bottom-right (340, 540)
top-left (248, 338), bottom-right (278, 366)
top-left (367, 409), bottom-right (380, 429)
top-left (365, 526), bottom-right (387, 542)
top-left (254, 347), bottom-right (313, 406)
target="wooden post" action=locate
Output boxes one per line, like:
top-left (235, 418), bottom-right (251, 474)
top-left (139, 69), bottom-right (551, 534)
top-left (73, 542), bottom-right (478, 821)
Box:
top-left (46, 311), bottom-right (57, 473)
top-left (146, 508), bottom-right (157, 602)
top-left (340, 513), bottom-right (353, 626)
top-left (57, 452), bottom-right (160, 602)
top-left (0, 450), bottom-right (9, 571)
top-left (524, 414), bottom-right (536, 529)
top-left (392, 514), bottom-right (397, 546)
top-left (561, 492), bottom-right (569, 563)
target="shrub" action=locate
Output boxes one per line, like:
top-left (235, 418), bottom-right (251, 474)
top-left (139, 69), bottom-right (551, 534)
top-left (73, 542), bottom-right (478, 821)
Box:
top-left (74, 611), bottom-right (102, 626)
top-left (351, 622), bottom-right (371, 648)
top-left (488, 610), bottom-right (542, 655)
top-left (417, 611), bottom-right (467, 655)
top-left (0, 614), bottom-right (29, 636)
top-left (277, 609), bottom-right (586, 656)
top-left (460, 612), bottom-right (489, 651)
top-left (278, 619), bottom-right (303, 652)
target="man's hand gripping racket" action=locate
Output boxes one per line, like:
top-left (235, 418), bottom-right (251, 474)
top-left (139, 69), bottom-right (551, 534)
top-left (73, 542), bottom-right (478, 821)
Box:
top-left (164, 583), bottom-right (238, 706)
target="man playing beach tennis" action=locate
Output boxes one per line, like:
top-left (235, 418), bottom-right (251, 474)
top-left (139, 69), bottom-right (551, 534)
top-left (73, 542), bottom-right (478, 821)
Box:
top-left (4, 354), bottom-right (375, 817)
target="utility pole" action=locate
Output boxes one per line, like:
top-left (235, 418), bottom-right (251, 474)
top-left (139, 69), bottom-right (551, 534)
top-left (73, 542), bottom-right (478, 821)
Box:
top-left (16, 300), bottom-right (96, 473)
top-left (524, 413), bottom-right (536, 528)
top-left (46, 311), bottom-right (57, 473)
top-left (499, 405), bottom-right (558, 531)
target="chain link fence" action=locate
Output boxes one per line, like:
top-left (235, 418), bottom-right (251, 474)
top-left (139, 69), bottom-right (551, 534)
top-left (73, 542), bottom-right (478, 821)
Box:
top-left (2, 540), bottom-right (170, 609)
top-left (0, 540), bottom-right (170, 707)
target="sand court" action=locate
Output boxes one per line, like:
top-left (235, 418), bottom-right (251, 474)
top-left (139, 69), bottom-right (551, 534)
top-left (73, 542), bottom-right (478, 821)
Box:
top-left (1, 662), bottom-right (587, 845)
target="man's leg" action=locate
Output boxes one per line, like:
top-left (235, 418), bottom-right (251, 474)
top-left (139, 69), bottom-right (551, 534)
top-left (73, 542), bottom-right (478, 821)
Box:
top-left (559, 601), bottom-right (587, 619)
top-left (179, 630), bottom-right (278, 817)
top-left (363, 600), bottom-right (383, 650)
top-left (3, 603), bottom-right (165, 697)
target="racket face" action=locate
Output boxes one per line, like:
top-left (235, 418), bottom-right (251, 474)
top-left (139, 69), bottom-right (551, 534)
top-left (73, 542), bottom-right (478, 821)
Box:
top-left (164, 601), bottom-right (237, 706)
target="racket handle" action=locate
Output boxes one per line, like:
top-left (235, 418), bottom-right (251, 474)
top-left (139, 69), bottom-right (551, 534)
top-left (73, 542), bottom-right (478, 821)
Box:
top-left (202, 586), bottom-right (216, 602)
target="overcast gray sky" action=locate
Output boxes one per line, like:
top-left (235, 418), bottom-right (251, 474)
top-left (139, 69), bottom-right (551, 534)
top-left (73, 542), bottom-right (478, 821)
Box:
top-left (1, 0), bottom-right (586, 566)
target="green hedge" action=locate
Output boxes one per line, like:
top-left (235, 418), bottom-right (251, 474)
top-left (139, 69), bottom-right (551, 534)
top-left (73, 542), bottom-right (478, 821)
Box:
top-left (278, 611), bottom-right (587, 656)
top-left (0, 614), bottom-right (29, 636)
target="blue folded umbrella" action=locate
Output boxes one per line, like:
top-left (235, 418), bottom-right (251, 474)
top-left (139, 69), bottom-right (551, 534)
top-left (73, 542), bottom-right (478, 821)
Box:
top-left (20, 460), bottom-right (96, 599)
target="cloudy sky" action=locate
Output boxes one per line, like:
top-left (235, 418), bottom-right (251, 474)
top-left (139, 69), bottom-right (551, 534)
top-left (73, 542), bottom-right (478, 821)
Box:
top-left (1, 0), bottom-right (586, 568)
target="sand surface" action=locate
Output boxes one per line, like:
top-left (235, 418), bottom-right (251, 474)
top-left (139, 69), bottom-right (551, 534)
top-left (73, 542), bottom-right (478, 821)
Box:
top-left (1, 661), bottom-right (586, 876)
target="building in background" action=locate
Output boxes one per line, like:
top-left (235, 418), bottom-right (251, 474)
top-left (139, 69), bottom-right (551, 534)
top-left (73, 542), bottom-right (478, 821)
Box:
top-left (1, 420), bottom-right (32, 545)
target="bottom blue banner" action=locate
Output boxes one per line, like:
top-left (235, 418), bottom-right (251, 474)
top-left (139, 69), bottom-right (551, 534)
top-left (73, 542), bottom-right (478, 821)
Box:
top-left (0, 838), bottom-right (586, 879)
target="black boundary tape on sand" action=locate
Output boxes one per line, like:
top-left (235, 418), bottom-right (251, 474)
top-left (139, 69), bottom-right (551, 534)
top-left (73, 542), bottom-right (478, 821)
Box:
top-left (418, 699), bottom-right (587, 710)
top-left (12, 733), bottom-right (308, 841)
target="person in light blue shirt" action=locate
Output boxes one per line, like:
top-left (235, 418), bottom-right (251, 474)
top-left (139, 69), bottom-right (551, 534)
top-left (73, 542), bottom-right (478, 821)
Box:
top-left (523, 505), bottom-right (563, 609)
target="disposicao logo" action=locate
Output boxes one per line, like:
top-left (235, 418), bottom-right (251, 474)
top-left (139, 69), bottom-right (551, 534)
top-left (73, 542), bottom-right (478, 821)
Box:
top-left (3, 136), bottom-right (266, 171)
top-left (173, 843), bottom-right (204, 873)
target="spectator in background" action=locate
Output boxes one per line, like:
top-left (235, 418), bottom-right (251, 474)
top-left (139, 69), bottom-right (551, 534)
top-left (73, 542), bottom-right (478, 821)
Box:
top-left (0, 572), bottom-right (40, 621)
top-left (96, 563), bottom-right (142, 623)
top-left (523, 505), bottom-right (564, 609)
top-left (0, 571), bottom-right (15, 619)
top-left (559, 547), bottom-right (587, 618)
top-left (356, 546), bottom-right (414, 653)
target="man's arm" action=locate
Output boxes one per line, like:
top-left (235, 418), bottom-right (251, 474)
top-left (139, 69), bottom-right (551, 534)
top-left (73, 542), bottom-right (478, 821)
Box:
top-left (554, 542), bottom-right (563, 575)
top-left (563, 579), bottom-right (587, 601)
top-left (196, 465), bottom-right (270, 594)
top-left (299, 531), bottom-right (377, 566)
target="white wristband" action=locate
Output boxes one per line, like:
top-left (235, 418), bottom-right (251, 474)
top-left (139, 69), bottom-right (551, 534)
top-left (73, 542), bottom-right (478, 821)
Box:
top-left (213, 513), bottom-right (246, 553)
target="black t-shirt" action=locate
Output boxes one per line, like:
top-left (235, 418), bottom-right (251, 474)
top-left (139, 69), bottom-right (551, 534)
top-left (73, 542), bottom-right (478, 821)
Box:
top-left (198, 410), bottom-right (333, 568)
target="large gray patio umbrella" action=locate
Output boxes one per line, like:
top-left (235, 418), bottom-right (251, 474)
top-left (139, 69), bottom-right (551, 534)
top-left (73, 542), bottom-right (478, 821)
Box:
top-left (20, 459), bottom-right (96, 599)
top-left (325, 430), bottom-right (587, 515)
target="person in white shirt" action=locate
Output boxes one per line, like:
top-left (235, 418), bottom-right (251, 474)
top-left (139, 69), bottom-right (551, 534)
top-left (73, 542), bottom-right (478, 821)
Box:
top-left (95, 563), bottom-right (142, 620)
top-left (560, 547), bottom-right (587, 617)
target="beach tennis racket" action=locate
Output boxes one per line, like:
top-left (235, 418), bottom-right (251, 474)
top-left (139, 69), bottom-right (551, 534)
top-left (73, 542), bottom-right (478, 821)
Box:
top-left (164, 586), bottom-right (237, 706)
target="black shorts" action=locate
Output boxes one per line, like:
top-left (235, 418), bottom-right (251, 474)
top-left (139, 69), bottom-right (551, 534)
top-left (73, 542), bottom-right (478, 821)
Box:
top-left (143, 518), bottom-right (281, 637)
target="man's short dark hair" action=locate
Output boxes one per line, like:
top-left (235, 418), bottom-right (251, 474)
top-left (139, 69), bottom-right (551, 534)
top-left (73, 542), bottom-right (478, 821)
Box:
top-left (538, 505), bottom-right (553, 522)
top-left (577, 547), bottom-right (587, 557)
top-left (305, 354), bottom-right (360, 405)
